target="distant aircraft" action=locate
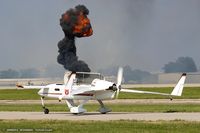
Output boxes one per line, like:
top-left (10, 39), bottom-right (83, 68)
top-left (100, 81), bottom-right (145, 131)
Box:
top-left (17, 67), bottom-right (186, 114)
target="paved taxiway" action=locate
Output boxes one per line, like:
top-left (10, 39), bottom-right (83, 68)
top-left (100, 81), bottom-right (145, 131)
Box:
top-left (1, 112), bottom-right (200, 121)
top-left (1, 99), bottom-right (200, 104)
top-left (1, 99), bottom-right (200, 121)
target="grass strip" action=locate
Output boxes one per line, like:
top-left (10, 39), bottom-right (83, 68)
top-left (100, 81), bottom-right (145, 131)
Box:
top-left (0, 120), bottom-right (200, 133)
top-left (0, 103), bottom-right (200, 112)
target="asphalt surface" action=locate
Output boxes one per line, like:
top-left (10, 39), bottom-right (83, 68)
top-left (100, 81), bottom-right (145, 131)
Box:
top-left (1, 99), bottom-right (200, 121)
top-left (1, 99), bottom-right (200, 104)
top-left (1, 112), bottom-right (200, 121)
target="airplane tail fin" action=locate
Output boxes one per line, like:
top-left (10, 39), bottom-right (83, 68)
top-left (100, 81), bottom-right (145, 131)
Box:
top-left (64, 71), bottom-right (72, 84)
top-left (63, 72), bottom-right (76, 96)
top-left (65, 72), bottom-right (76, 88)
top-left (170, 73), bottom-right (187, 96)
top-left (59, 72), bottom-right (76, 100)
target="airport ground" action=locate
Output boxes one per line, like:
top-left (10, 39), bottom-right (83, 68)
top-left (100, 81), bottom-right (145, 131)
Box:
top-left (1, 119), bottom-right (200, 133)
top-left (1, 86), bottom-right (200, 132)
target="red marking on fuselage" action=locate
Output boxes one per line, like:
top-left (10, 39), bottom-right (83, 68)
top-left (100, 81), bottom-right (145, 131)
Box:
top-left (76, 93), bottom-right (94, 96)
top-left (43, 93), bottom-right (62, 95)
top-left (65, 89), bottom-right (69, 95)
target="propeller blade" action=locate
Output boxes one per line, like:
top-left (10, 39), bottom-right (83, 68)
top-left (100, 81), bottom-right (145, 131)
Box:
top-left (116, 85), bottom-right (121, 98)
top-left (117, 67), bottom-right (123, 87)
top-left (116, 67), bottom-right (123, 99)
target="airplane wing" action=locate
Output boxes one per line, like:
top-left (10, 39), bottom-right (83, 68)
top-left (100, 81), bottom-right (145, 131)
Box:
top-left (120, 73), bottom-right (186, 97)
top-left (16, 84), bottom-right (44, 89)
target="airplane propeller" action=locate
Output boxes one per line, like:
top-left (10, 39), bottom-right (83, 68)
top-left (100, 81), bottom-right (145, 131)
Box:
top-left (115, 67), bottom-right (123, 98)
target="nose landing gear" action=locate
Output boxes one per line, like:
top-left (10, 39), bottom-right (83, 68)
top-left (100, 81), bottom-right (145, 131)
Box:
top-left (41, 97), bottom-right (49, 114)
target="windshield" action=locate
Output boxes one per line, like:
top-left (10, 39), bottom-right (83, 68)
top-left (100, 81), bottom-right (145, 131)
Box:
top-left (75, 72), bottom-right (104, 84)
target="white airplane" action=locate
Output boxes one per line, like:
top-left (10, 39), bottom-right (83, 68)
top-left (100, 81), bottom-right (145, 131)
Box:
top-left (17, 67), bottom-right (186, 114)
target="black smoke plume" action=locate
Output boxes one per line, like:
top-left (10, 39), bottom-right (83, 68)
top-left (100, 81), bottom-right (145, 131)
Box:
top-left (57, 5), bottom-right (93, 72)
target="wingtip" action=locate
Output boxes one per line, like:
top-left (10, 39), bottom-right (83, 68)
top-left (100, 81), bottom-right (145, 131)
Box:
top-left (16, 84), bottom-right (24, 88)
top-left (182, 73), bottom-right (187, 76)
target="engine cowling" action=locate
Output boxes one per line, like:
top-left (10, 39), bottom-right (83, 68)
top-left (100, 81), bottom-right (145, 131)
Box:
top-left (91, 79), bottom-right (114, 91)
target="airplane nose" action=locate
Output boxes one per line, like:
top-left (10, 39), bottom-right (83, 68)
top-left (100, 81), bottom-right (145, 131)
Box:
top-left (109, 84), bottom-right (117, 91)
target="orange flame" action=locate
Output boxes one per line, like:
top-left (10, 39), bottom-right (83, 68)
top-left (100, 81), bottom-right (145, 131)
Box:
top-left (73, 12), bottom-right (93, 37)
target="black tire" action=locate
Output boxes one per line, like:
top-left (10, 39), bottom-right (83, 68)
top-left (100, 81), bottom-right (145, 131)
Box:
top-left (44, 108), bottom-right (49, 114)
top-left (101, 112), bottom-right (107, 114)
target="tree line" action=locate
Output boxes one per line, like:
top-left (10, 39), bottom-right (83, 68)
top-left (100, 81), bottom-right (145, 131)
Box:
top-left (100, 56), bottom-right (199, 83)
top-left (0, 68), bottom-right (40, 78)
top-left (0, 57), bottom-right (198, 82)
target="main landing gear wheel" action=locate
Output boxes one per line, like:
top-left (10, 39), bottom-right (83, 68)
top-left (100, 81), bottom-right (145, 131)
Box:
top-left (44, 108), bottom-right (49, 114)
top-left (97, 100), bottom-right (111, 114)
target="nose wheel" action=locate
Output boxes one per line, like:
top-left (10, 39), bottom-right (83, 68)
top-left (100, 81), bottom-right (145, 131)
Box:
top-left (43, 108), bottom-right (49, 114)
top-left (41, 97), bottom-right (49, 114)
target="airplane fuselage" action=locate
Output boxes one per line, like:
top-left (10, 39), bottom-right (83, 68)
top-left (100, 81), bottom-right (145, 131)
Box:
top-left (17, 68), bottom-right (186, 115)
top-left (38, 83), bottom-right (116, 100)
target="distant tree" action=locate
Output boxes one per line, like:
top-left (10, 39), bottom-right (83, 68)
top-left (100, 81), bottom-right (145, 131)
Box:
top-left (123, 65), bottom-right (134, 82)
top-left (19, 68), bottom-right (40, 78)
top-left (44, 64), bottom-right (65, 78)
top-left (0, 69), bottom-right (19, 78)
top-left (98, 66), bottom-right (119, 76)
top-left (131, 69), bottom-right (152, 82)
top-left (163, 57), bottom-right (197, 73)
top-left (99, 65), bottom-right (156, 83)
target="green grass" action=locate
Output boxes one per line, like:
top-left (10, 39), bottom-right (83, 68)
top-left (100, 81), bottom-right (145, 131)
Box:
top-left (0, 103), bottom-right (200, 112)
top-left (0, 120), bottom-right (200, 133)
top-left (0, 89), bottom-right (39, 100)
top-left (1, 87), bottom-right (200, 100)
top-left (1, 88), bottom-right (200, 133)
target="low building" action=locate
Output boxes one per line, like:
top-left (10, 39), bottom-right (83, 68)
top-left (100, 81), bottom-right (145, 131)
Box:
top-left (158, 72), bottom-right (200, 84)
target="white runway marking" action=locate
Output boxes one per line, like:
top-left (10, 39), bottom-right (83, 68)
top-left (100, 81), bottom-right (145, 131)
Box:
top-left (1, 112), bottom-right (200, 121)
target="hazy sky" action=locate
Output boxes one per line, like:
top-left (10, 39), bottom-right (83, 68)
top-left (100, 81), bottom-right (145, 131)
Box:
top-left (0, 0), bottom-right (200, 72)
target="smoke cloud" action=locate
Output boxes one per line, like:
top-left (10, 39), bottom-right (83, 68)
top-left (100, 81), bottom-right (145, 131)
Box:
top-left (57, 5), bottom-right (93, 72)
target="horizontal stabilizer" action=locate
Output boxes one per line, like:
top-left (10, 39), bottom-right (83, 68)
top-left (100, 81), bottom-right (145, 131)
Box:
top-left (120, 88), bottom-right (171, 96)
top-left (120, 73), bottom-right (186, 97)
